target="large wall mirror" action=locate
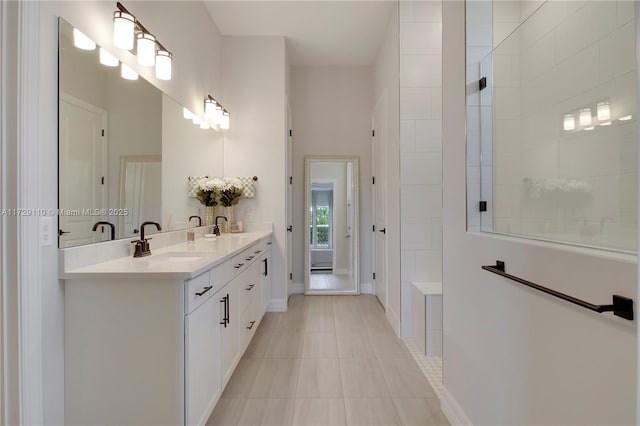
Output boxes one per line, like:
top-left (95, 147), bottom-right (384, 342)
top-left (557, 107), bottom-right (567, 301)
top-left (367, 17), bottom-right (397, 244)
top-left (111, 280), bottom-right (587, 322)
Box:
top-left (304, 156), bottom-right (359, 295)
top-left (58, 18), bottom-right (224, 248)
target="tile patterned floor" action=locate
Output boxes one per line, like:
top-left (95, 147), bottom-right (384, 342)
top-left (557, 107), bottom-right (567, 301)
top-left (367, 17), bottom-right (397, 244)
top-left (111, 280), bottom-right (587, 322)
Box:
top-left (206, 295), bottom-right (449, 426)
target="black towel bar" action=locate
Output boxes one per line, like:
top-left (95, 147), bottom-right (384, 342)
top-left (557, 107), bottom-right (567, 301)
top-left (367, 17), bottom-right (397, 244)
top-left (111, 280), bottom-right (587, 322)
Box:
top-left (482, 261), bottom-right (634, 321)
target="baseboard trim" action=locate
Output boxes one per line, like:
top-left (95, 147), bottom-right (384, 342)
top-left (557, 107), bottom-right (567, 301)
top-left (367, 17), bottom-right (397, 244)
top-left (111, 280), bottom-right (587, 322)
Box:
top-left (360, 282), bottom-right (373, 294)
top-left (292, 282), bottom-right (304, 294)
top-left (268, 298), bottom-right (287, 312)
top-left (441, 387), bottom-right (473, 426)
top-left (386, 305), bottom-right (401, 336)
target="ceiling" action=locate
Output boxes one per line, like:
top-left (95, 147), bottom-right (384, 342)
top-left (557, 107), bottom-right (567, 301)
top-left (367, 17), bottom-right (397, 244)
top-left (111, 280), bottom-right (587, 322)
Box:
top-left (203, 1), bottom-right (395, 66)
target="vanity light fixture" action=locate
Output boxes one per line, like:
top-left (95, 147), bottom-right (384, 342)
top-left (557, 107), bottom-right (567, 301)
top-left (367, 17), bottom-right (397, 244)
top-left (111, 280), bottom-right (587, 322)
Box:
top-left (579, 108), bottom-right (592, 126)
top-left (563, 114), bottom-right (575, 131)
top-left (200, 120), bottom-right (210, 130)
top-left (183, 108), bottom-right (194, 120)
top-left (597, 101), bottom-right (610, 121)
top-left (204, 97), bottom-right (217, 120)
top-left (214, 103), bottom-right (224, 124)
top-left (112, 2), bottom-right (173, 80)
top-left (121, 63), bottom-right (139, 80)
top-left (220, 110), bottom-right (230, 130)
top-left (99, 47), bottom-right (119, 67)
top-left (73, 28), bottom-right (96, 50)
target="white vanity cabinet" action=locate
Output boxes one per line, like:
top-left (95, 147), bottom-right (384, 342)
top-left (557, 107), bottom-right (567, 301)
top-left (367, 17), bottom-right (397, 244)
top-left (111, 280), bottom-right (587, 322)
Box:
top-left (63, 234), bottom-right (272, 426)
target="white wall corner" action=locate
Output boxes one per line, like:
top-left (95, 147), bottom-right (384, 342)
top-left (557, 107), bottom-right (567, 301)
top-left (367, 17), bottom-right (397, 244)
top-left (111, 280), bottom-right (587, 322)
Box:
top-left (386, 305), bottom-right (401, 336)
top-left (360, 282), bottom-right (373, 294)
top-left (441, 387), bottom-right (473, 426)
top-left (291, 282), bottom-right (304, 294)
top-left (268, 298), bottom-right (288, 312)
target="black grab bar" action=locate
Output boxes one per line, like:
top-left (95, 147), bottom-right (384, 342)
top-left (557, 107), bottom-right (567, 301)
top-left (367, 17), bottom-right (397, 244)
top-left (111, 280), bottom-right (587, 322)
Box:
top-left (482, 261), bottom-right (634, 321)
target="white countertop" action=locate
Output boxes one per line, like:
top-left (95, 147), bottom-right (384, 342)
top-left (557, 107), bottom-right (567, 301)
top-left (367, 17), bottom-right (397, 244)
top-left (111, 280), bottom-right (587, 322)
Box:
top-left (60, 230), bottom-right (272, 280)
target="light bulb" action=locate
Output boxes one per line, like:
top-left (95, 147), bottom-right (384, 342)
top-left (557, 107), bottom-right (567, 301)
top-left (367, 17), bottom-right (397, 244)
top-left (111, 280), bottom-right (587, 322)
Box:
top-left (183, 108), bottom-right (194, 120)
top-left (121, 63), bottom-right (138, 80)
top-left (579, 108), bottom-right (592, 126)
top-left (220, 111), bottom-right (230, 130)
top-left (205, 99), bottom-right (217, 120)
top-left (563, 114), bottom-right (575, 131)
top-left (99, 48), bottom-right (119, 67)
top-left (73, 28), bottom-right (96, 50)
top-left (155, 50), bottom-right (172, 80)
top-left (597, 101), bottom-right (610, 121)
top-left (136, 32), bottom-right (156, 66)
top-left (113, 11), bottom-right (135, 50)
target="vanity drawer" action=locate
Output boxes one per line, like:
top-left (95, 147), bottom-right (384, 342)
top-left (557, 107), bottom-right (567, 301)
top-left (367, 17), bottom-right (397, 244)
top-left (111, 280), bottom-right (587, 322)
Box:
top-left (231, 246), bottom-right (258, 275)
top-left (241, 300), bottom-right (261, 353)
top-left (185, 261), bottom-right (230, 314)
top-left (239, 263), bottom-right (261, 314)
top-left (185, 272), bottom-right (214, 314)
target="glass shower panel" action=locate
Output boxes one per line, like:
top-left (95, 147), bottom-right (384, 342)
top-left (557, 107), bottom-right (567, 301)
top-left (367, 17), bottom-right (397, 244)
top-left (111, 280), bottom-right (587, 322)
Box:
top-left (476, 0), bottom-right (637, 253)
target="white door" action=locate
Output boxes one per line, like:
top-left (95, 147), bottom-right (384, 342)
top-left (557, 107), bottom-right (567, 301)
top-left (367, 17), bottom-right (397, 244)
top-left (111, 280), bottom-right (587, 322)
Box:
top-left (372, 93), bottom-right (388, 308)
top-left (59, 94), bottom-right (107, 248)
top-left (286, 103), bottom-right (294, 296)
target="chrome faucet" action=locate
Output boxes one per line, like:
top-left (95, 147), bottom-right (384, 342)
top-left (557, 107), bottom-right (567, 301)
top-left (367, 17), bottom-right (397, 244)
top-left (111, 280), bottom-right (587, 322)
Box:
top-left (132, 221), bottom-right (162, 258)
top-left (189, 215), bottom-right (202, 227)
top-left (92, 221), bottom-right (115, 241)
top-left (213, 216), bottom-right (227, 236)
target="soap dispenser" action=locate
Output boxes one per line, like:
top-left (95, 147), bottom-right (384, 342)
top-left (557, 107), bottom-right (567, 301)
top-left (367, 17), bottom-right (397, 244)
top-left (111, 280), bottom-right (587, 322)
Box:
top-left (187, 227), bottom-right (195, 243)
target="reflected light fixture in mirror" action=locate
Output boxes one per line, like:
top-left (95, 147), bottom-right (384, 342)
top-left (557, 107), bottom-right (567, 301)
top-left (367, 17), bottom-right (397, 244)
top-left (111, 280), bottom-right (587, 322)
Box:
top-left (121, 63), bottom-right (139, 80)
top-left (597, 101), bottom-right (610, 121)
top-left (563, 114), bottom-right (575, 131)
top-left (73, 28), bottom-right (96, 50)
top-left (579, 108), bottom-right (592, 126)
top-left (183, 108), bottom-right (194, 119)
top-left (220, 110), bottom-right (230, 130)
top-left (99, 47), bottom-right (119, 67)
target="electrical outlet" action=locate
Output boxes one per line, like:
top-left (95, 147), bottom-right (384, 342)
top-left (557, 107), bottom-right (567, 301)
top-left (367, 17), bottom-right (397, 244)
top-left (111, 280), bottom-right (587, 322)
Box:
top-left (40, 217), bottom-right (53, 246)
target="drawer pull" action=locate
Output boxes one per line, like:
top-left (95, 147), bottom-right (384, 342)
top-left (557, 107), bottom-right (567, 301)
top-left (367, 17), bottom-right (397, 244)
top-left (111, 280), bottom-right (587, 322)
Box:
top-left (267, 241), bottom-right (272, 245)
top-left (234, 263), bottom-right (245, 269)
top-left (254, 250), bottom-right (262, 254)
top-left (246, 320), bottom-right (256, 330)
top-left (195, 286), bottom-right (213, 297)
top-left (245, 256), bottom-right (254, 261)
top-left (246, 284), bottom-right (255, 291)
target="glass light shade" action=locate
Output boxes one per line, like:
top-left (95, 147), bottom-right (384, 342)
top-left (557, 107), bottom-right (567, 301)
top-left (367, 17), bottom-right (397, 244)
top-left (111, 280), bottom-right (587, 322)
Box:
top-left (204, 99), bottom-right (217, 120)
top-left (597, 102), bottom-right (611, 121)
top-left (155, 50), bottom-right (172, 80)
top-left (193, 116), bottom-right (201, 125)
top-left (183, 108), bottom-right (194, 120)
top-left (600, 121), bottom-right (612, 126)
top-left (200, 120), bottom-right (210, 129)
top-left (213, 104), bottom-right (224, 124)
top-left (113, 11), bottom-right (135, 50)
top-left (619, 115), bottom-right (633, 121)
top-left (220, 111), bottom-right (230, 130)
top-left (563, 114), bottom-right (575, 131)
top-left (73, 28), bottom-right (96, 50)
top-left (120, 63), bottom-right (138, 80)
top-left (136, 33), bottom-right (156, 66)
top-left (99, 48), bottom-right (119, 67)
top-left (579, 108), bottom-right (592, 126)
top-left (584, 126), bottom-right (595, 131)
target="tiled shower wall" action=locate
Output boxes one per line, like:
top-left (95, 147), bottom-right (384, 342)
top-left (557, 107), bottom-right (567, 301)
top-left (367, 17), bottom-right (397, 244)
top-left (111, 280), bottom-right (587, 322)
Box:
top-left (399, 0), bottom-right (442, 338)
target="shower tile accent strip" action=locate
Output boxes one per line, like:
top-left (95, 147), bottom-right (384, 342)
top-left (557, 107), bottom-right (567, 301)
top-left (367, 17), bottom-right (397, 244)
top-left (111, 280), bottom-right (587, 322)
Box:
top-left (404, 338), bottom-right (443, 398)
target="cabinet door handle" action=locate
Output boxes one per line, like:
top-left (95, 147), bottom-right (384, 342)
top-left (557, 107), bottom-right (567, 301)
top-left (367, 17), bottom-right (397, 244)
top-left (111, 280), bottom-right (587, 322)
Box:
top-left (234, 263), bottom-right (245, 269)
top-left (263, 258), bottom-right (268, 277)
top-left (225, 293), bottom-right (230, 325)
top-left (195, 286), bottom-right (213, 297)
top-left (379, 228), bottom-right (386, 234)
top-left (220, 296), bottom-right (228, 328)
top-left (246, 284), bottom-right (255, 291)
top-left (246, 320), bottom-right (256, 330)
top-left (267, 241), bottom-right (272, 245)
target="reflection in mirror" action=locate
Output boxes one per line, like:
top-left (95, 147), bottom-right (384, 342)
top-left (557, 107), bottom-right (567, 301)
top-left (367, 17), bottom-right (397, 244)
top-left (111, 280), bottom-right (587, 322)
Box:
top-left (58, 18), bottom-right (224, 248)
top-left (304, 157), bottom-right (359, 295)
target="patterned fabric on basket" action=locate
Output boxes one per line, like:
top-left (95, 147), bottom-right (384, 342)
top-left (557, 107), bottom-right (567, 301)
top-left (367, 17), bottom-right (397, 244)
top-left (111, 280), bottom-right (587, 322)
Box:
top-left (187, 176), bottom-right (208, 198)
top-left (188, 176), bottom-right (256, 198)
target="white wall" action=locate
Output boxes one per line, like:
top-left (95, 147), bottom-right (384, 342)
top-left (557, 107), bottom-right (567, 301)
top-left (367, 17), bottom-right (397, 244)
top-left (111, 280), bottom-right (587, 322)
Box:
top-left (442, 1), bottom-right (637, 424)
top-left (290, 66), bottom-right (373, 290)
top-left (399, 0), bottom-right (443, 337)
top-left (373, 5), bottom-right (401, 332)
top-left (221, 36), bottom-right (288, 307)
top-left (36, 2), bottom-right (224, 423)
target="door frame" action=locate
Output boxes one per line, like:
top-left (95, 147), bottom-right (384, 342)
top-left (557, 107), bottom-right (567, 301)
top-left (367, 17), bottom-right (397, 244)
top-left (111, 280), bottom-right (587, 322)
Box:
top-left (371, 92), bottom-right (388, 308)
